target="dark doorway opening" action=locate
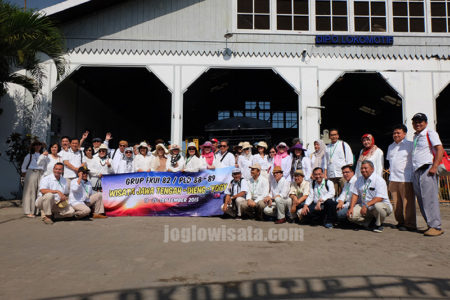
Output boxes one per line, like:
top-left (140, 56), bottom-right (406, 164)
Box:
top-left (321, 72), bottom-right (403, 156)
top-left (183, 68), bottom-right (298, 146)
top-left (51, 67), bottom-right (171, 148)
top-left (436, 84), bottom-right (450, 151)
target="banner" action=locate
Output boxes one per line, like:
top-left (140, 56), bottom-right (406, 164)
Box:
top-left (102, 167), bottom-right (233, 217)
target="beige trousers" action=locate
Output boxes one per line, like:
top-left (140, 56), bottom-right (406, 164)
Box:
top-left (22, 169), bottom-right (43, 215)
top-left (35, 193), bottom-right (74, 218)
top-left (72, 193), bottom-right (104, 218)
top-left (330, 177), bottom-right (346, 197)
top-left (348, 202), bottom-right (392, 227)
top-left (389, 181), bottom-right (416, 229)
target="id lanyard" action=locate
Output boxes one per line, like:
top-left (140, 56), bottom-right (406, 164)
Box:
top-left (345, 183), bottom-right (351, 201)
top-left (317, 181), bottom-right (325, 198)
top-left (329, 141), bottom-right (340, 162)
top-left (251, 178), bottom-right (259, 197)
top-left (413, 134), bottom-right (420, 154)
top-left (362, 179), bottom-right (371, 202)
top-left (81, 182), bottom-right (90, 198)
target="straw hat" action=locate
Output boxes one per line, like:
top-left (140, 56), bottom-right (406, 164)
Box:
top-left (187, 142), bottom-right (197, 149)
top-left (272, 166), bottom-right (283, 174)
top-left (241, 142), bottom-right (252, 149)
top-left (138, 142), bottom-right (150, 150)
top-left (98, 144), bottom-right (108, 151)
top-left (153, 143), bottom-right (169, 155)
top-left (256, 141), bottom-right (268, 149)
top-left (249, 163), bottom-right (261, 170)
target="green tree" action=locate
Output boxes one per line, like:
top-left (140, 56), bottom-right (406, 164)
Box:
top-left (0, 0), bottom-right (66, 113)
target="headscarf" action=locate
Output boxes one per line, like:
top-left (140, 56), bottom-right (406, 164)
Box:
top-left (358, 134), bottom-right (378, 162)
top-left (170, 153), bottom-right (181, 167)
top-left (312, 140), bottom-right (326, 168)
top-left (202, 151), bottom-right (215, 166)
top-left (274, 146), bottom-right (288, 167)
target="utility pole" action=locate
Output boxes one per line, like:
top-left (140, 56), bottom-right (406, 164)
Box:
top-left (24, 0), bottom-right (27, 10)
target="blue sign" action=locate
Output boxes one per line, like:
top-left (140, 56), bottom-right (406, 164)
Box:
top-left (315, 35), bottom-right (393, 45)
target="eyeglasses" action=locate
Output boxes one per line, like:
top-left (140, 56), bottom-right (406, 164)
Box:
top-left (219, 145), bottom-right (227, 148)
top-left (125, 151), bottom-right (132, 154)
top-left (99, 149), bottom-right (107, 152)
top-left (188, 148), bottom-right (196, 151)
top-left (119, 145), bottom-right (127, 147)
top-left (269, 151), bottom-right (276, 153)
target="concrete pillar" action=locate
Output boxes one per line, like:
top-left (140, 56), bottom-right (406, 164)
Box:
top-left (301, 67), bottom-right (320, 151)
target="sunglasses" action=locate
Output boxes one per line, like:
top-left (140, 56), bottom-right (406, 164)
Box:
top-left (270, 151), bottom-right (276, 153)
top-left (86, 149), bottom-right (93, 152)
top-left (125, 151), bottom-right (132, 154)
top-left (219, 145), bottom-right (227, 148)
top-left (188, 148), bottom-right (196, 150)
top-left (99, 149), bottom-right (107, 152)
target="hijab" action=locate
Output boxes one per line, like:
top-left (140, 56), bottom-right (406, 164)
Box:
top-left (274, 148), bottom-right (288, 167)
top-left (202, 150), bottom-right (215, 166)
top-left (312, 140), bottom-right (326, 168)
top-left (358, 134), bottom-right (378, 162)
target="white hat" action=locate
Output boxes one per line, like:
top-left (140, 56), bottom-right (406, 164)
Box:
top-left (277, 142), bottom-right (288, 149)
top-left (241, 142), bottom-right (253, 149)
top-left (98, 144), bottom-right (108, 151)
top-left (256, 141), bottom-right (268, 149)
top-left (170, 144), bottom-right (181, 152)
top-left (249, 163), bottom-right (261, 170)
top-left (187, 142), bottom-right (197, 149)
top-left (153, 143), bottom-right (169, 156)
top-left (138, 142), bottom-right (150, 150)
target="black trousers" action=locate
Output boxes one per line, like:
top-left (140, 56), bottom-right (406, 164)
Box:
top-left (304, 199), bottom-right (337, 224)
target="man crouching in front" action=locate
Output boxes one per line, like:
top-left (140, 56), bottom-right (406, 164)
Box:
top-left (69, 166), bottom-right (108, 219)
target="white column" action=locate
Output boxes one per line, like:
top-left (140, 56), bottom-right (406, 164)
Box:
top-left (172, 65), bottom-right (182, 145)
top-left (301, 67), bottom-right (320, 151)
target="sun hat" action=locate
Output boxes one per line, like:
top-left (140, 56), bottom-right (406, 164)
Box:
top-left (256, 141), bottom-right (268, 149)
top-left (187, 142), bottom-right (197, 149)
top-left (154, 143), bottom-right (169, 155)
top-left (290, 143), bottom-right (306, 151)
top-left (277, 142), bottom-right (288, 149)
top-left (138, 142), bottom-right (150, 150)
top-left (98, 144), bottom-right (108, 151)
top-left (201, 141), bottom-right (213, 148)
top-left (294, 169), bottom-right (305, 177)
top-left (241, 142), bottom-right (253, 149)
top-left (169, 144), bottom-right (181, 152)
top-left (249, 163), bottom-right (261, 170)
top-left (272, 166), bottom-right (283, 174)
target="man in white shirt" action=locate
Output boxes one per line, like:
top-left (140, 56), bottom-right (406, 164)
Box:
top-left (299, 167), bottom-right (336, 228)
top-left (387, 124), bottom-right (416, 231)
top-left (111, 140), bottom-right (129, 172)
top-left (347, 160), bottom-right (392, 233)
top-left (336, 165), bottom-right (357, 221)
top-left (240, 163), bottom-right (270, 220)
top-left (323, 128), bottom-right (353, 197)
top-left (263, 166), bottom-right (291, 224)
top-left (62, 138), bottom-right (86, 188)
top-left (411, 113), bottom-right (445, 237)
top-left (35, 163), bottom-right (75, 224)
top-left (69, 167), bottom-right (107, 219)
top-left (215, 140), bottom-right (236, 167)
top-left (58, 136), bottom-right (71, 156)
top-left (290, 170), bottom-right (310, 219)
top-left (222, 168), bottom-right (248, 218)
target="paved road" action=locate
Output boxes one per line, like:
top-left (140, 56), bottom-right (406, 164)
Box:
top-left (0, 206), bottom-right (449, 299)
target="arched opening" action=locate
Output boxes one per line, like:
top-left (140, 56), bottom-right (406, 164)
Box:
top-left (183, 68), bottom-right (298, 145)
top-left (51, 66), bottom-right (171, 148)
top-left (436, 83), bottom-right (450, 151)
top-left (321, 72), bottom-right (403, 154)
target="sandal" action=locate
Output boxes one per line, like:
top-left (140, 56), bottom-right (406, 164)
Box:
top-left (26, 214), bottom-right (35, 218)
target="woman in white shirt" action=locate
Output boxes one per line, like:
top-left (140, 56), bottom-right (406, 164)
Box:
top-left (310, 139), bottom-right (326, 171)
top-left (38, 143), bottom-right (63, 177)
top-left (83, 145), bottom-right (95, 171)
top-left (90, 144), bottom-right (114, 191)
top-left (151, 143), bottom-right (169, 172)
top-left (201, 141), bottom-right (221, 170)
top-left (166, 144), bottom-right (185, 172)
top-left (252, 141), bottom-right (270, 178)
top-left (184, 142), bottom-right (206, 172)
top-left (238, 142), bottom-right (253, 180)
top-left (290, 144), bottom-right (312, 181)
top-left (116, 147), bottom-right (135, 173)
top-left (21, 140), bottom-right (44, 217)
top-left (355, 133), bottom-right (384, 177)
top-left (133, 142), bottom-right (152, 172)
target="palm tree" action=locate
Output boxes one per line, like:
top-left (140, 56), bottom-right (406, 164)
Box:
top-left (0, 0), bottom-right (66, 113)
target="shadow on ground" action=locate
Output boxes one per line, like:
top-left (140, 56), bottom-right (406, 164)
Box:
top-left (38, 275), bottom-right (450, 299)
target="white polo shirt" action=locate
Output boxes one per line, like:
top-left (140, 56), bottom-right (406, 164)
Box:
top-left (215, 151), bottom-right (236, 167)
top-left (62, 149), bottom-right (85, 179)
top-left (246, 175), bottom-right (270, 203)
top-left (387, 139), bottom-right (413, 182)
top-left (351, 172), bottom-right (392, 210)
top-left (225, 178), bottom-right (249, 196)
top-left (337, 175), bottom-right (357, 208)
top-left (323, 140), bottom-right (354, 178)
top-left (412, 128), bottom-right (442, 171)
top-left (304, 179), bottom-right (335, 206)
top-left (69, 179), bottom-right (93, 206)
top-left (36, 174), bottom-right (68, 204)
top-left (269, 176), bottom-right (290, 199)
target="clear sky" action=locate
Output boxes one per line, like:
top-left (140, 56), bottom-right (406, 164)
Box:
top-left (5, 0), bottom-right (66, 10)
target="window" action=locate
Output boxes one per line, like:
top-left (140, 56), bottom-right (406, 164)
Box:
top-left (237, 0), bottom-right (271, 29)
top-left (285, 111), bottom-right (298, 128)
top-left (245, 111), bottom-right (257, 118)
top-left (218, 111), bottom-right (230, 120)
top-left (258, 101), bottom-right (270, 110)
top-left (354, 0), bottom-right (387, 31)
top-left (233, 110), bottom-right (244, 117)
top-left (272, 112), bottom-right (284, 128)
top-left (316, 0), bottom-right (348, 31)
top-left (392, 0), bottom-right (425, 32)
top-left (430, 0), bottom-right (449, 32)
top-left (259, 111), bottom-right (271, 121)
top-left (245, 101), bottom-right (257, 109)
top-left (277, 0), bottom-right (309, 30)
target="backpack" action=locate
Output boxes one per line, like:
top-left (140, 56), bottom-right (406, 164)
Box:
top-left (312, 179), bottom-right (329, 192)
top-left (426, 132), bottom-right (450, 176)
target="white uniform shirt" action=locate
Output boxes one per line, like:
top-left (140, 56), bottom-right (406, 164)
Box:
top-left (62, 149), bottom-right (85, 179)
top-left (269, 176), bottom-right (290, 199)
top-left (184, 155), bottom-right (206, 172)
top-left (133, 154), bottom-right (152, 172)
top-left (246, 175), bottom-right (270, 203)
top-left (110, 148), bottom-right (125, 172)
top-left (304, 179), bottom-right (335, 206)
top-left (412, 128), bottom-right (442, 171)
top-left (215, 151), bottom-right (235, 167)
top-left (323, 141), bottom-right (353, 178)
top-left (36, 174), bottom-right (68, 204)
top-left (21, 152), bottom-right (43, 173)
top-left (166, 156), bottom-right (185, 172)
top-left (225, 178), bottom-right (249, 196)
top-left (336, 175), bottom-right (357, 209)
top-left (37, 154), bottom-right (62, 176)
top-left (355, 148), bottom-right (384, 178)
top-left (58, 148), bottom-right (69, 157)
top-left (238, 155), bottom-right (254, 180)
top-left (252, 154), bottom-right (271, 172)
top-left (387, 139), bottom-right (413, 182)
top-left (69, 179), bottom-right (93, 206)
top-left (351, 172), bottom-right (392, 211)
top-left (90, 156), bottom-right (114, 177)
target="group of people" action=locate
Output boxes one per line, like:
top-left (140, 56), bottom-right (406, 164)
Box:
top-left (20, 113), bottom-right (445, 236)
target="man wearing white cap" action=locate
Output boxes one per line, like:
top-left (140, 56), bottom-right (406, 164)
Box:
top-left (215, 140), bottom-right (236, 167)
top-left (240, 163), bottom-right (270, 220)
top-left (222, 168), bottom-right (248, 218)
top-left (264, 166), bottom-right (291, 223)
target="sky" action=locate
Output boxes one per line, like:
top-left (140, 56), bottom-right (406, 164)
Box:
top-left (6, 0), bottom-right (67, 10)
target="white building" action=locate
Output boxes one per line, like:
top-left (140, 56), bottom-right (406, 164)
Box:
top-left (0, 0), bottom-right (449, 197)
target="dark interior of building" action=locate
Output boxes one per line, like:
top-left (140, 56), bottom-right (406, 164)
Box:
top-left (51, 67), bottom-right (171, 148)
top-left (183, 68), bottom-right (298, 146)
top-left (436, 84), bottom-right (450, 150)
top-left (321, 72), bottom-right (403, 159)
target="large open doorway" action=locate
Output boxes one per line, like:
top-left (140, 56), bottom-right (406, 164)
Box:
top-left (436, 83), bottom-right (450, 151)
top-left (321, 72), bottom-right (403, 155)
top-left (51, 67), bottom-right (171, 148)
top-left (183, 68), bottom-right (298, 146)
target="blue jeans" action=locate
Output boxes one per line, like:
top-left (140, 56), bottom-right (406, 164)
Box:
top-left (336, 206), bottom-right (349, 220)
